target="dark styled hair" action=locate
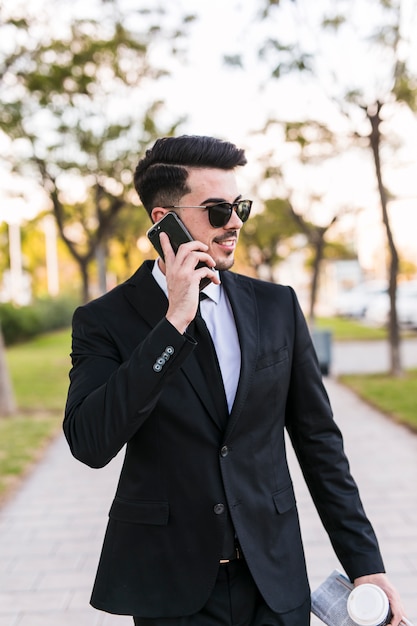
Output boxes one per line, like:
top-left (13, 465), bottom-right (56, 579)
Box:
top-left (134, 135), bottom-right (247, 217)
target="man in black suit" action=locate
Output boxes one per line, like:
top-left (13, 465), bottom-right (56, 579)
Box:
top-left (64, 135), bottom-right (405, 625)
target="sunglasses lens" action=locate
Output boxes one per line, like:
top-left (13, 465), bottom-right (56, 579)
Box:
top-left (236, 200), bottom-right (252, 222)
top-left (207, 200), bottom-right (252, 227)
top-left (208, 204), bottom-right (232, 227)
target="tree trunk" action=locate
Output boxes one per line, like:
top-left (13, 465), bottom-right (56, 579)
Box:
top-left (96, 241), bottom-right (108, 295)
top-left (367, 101), bottom-right (402, 377)
top-left (309, 234), bottom-right (325, 327)
top-left (287, 203), bottom-right (336, 328)
top-left (0, 325), bottom-right (16, 417)
top-left (80, 261), bottom-right (91, 304)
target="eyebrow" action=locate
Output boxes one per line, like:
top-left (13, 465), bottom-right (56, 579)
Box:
top-left (201, 194), bottom-right (242, 205)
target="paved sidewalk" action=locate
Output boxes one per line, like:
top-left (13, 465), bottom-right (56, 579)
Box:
top-left (332, 337), bottom-right (417, 375)
top-left (1, 378), bottom-right (416, 625)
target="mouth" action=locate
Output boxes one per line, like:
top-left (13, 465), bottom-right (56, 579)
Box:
top-left (214, 231), bottom-right (238, 250)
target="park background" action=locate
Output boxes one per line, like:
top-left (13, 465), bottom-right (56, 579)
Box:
top-left (1, 0), bottom-right (417, 308)
top-left (0, 0), bottom-right (417, 623)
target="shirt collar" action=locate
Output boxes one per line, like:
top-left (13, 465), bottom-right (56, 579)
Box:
top-left (151, 259), bottom-right (220, 304)
top-left (152, 259), bottom-right (168, 296)
top-left (200, 280), bottom-right (220, 304)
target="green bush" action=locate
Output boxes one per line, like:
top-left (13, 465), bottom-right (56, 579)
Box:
top-left (0, 295), bottom-right (79, 345)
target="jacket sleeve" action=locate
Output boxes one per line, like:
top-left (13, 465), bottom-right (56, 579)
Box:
top-left (284, 288), bottom-right (385, 582)
top-left (63, 304), bottom-right (195, 469)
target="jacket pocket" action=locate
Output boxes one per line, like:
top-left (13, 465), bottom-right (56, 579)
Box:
top-left (255, 346), bottom-right (288, 371)
top-left (272, 485), bottom-right (296, 515)
top-left (109, 497), bottom-right (169, 525)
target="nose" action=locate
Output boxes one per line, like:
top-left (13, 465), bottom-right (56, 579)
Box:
top-left (226, 205), bottom-right (243, 229)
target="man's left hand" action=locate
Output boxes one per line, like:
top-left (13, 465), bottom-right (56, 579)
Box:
top-left (353, 573), bottom-right (406, 626)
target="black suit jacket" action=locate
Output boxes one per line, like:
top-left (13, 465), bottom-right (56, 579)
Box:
top-left (64, 261), bottom-right (384, 618)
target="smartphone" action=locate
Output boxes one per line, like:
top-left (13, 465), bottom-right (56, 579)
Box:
top-left (146, 212), bottom-right (214, 290)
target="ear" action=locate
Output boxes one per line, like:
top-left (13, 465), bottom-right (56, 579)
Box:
top-left (151, 207), bottom-right (169, 224)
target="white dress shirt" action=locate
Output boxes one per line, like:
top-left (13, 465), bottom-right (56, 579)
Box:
top-left (152, 260), bottom-right (241, 412)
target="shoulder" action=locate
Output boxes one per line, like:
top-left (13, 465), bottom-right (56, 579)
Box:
top-left (222, 270), bottom-right (296, 301)
top-left (73, 262), bottom-right (153, 319)
top-left (221, 271), bottom-right (303, 326)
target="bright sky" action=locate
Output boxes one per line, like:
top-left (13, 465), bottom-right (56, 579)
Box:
top-left (1, 0), bottom-right (416, 268)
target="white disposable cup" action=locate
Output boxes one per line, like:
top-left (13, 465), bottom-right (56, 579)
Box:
top-left (347, 584), bottom-right (391, 626)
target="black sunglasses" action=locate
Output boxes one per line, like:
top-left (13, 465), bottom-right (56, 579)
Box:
top-left (162, 199), bottom-right (252, 228)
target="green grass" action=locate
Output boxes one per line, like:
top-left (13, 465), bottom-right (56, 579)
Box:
top-left (316, 316), bottom-right (416, 341)
top-left (0, 415), bottom-right (60, 499)
top-left (316, 317), bottom-right (390, 341)
top-left (340, 369), bottom-right (417, 431)
top-left (0, 328), bottom-right (72, 503)
top-left (6, 329), bottom-right (72, 411)
top-left (317, 318), bottom-right (417, 431)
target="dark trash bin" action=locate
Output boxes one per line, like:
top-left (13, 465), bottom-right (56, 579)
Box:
top-left (311, 329), bottom-right (332, 376)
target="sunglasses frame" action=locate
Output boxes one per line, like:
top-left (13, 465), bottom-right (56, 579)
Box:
top-left (162, 199), bottom-right (252, 228)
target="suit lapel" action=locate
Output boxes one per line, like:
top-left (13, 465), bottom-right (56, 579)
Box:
top-left (123, 261), bottom-right (169, 328)
top-left (123, 262), bottom-right (225, 429)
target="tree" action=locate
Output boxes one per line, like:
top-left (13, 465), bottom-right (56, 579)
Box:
top-left (240, 193), bottom-right (341, 325)
top-left (321, 0), bottom-right (417, 376)
top-left (107, 203), bottom-right (153, 282)
top-left (231, 0), bottom-right (417, 375)
top-left (0, 1), bottom-right (194, 302)
top-left (287, 201), bottom-right (337, 326)
top-left (239, 197), bottom-right (299, 281)
top-left (363, 100), bottom-right (402, 373)
top-left (239, 114), bottom-right (357, 322)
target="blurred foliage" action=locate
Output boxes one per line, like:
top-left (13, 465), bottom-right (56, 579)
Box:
top-left (239, 197), bottom-right (299, 280)
top-left (227, 0), bottom-right (417, 363)
top-left (0, 0), bottom-right (195, 301)
top-left (0, 295), bottom-right (78, 345)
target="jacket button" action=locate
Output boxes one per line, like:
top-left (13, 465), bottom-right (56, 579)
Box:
top-left (220, 445), bottom-right (229, 458)
top-left (213, 503), bottom-right (225, 515)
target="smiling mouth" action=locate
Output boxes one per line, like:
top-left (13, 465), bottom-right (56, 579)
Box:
top-left (214, 231), bottom-right (238, 246)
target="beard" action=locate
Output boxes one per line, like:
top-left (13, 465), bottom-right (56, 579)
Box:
top-left (213, 231), bottom-right (238, 271)
top-left (214, 255), bottom-right (235, 272)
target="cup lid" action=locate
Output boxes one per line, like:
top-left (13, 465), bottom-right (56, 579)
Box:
top-left (347, 584), bottom-right (389, 626)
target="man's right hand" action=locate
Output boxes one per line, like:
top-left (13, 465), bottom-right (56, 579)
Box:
top-left (159, 232), bottom-right (219, 334)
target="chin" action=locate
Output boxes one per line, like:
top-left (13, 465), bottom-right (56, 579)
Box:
top-left (215, 257), bottom-right (235, 272)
